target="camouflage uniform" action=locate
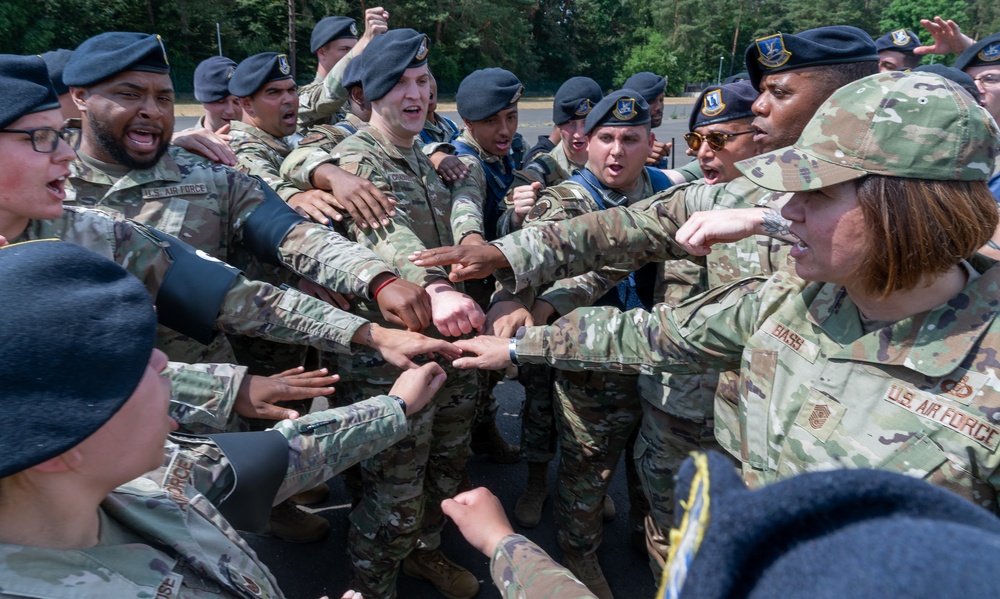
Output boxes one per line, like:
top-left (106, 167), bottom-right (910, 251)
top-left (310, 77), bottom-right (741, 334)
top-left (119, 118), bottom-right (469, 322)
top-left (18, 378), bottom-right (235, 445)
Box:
top-left (297, 51), bottom-right (353, 134)
top-left (490, 535), bottom-right (595, 599)
top-left (420, 114), bottom-right (460, 145)
top-left (512, 140), bottom-right (584, 191)
top-left (0, 396), bottom-right (409, 599)
top-left (312, 126), bottom-right (480, 598)
top-left (227, 120), bottom-right (298, 201)
top-left (64, 146), bottom-right (393, 365)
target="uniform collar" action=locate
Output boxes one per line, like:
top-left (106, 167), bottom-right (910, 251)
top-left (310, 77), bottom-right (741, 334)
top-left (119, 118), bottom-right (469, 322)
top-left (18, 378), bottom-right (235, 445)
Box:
top-left (230, 120), bottom-right (293, 154)
top-left (70, 148), bottom-right (183, 190)
top-left (457, 131), bottom-right (502, 164)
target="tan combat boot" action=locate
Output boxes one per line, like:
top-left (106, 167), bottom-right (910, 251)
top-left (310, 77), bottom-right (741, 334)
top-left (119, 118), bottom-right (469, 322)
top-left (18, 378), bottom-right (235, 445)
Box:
top-left (289, 482), bottom-right (330, 506)
top-left (470, 419), bottom-right (521, 464)
top-left (402, 548), bottom-right (480, 599)
top-left (562, 551), bottom-right (614, 599)
top-left (514, 461), bottom-right (549, 528)
top-left (263, 499), bottom-right (330, 543)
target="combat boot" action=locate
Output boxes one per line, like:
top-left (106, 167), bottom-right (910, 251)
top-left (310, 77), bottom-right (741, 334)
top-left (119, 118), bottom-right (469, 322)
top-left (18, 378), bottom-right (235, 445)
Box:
top-left (514, 461), bottom-right (549, 528)
top-left (402, 548), bottom-right (480, 599)
top-left (470, 419), bottom-right (521, 463)
top-left (289, 482), bottom-right (330, 506)
top-left (562, 551), bottom-right (614, 599)
top-left (602, 494), bottom-right (616, 522)
top-left (263, 499), bottom-right (330, 543)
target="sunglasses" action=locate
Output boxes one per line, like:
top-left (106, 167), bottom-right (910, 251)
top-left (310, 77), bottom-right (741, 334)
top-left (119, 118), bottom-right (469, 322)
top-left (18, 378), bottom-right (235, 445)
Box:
top-left (0, 127), bottom-right (81, 153)
top-left (683, 129), bottom-right (755, 152)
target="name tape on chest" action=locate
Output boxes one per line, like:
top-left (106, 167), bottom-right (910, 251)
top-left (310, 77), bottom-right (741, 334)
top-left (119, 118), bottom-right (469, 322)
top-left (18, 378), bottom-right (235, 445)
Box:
top-left (156, 572), bottom-right (185, 599)
top-left (162, 451), bottom-right (197, 510)
top-left (142, 184), bottom-right (209, 199)
top-left (884, 383), bottom-right (1000, 450)
top-left (761, 319), bottom-right (819, 362)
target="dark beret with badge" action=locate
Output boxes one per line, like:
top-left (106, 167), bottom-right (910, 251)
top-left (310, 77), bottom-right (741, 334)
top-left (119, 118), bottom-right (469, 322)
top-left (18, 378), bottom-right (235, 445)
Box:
top-left (722, 71), bottom-right (750, 84)
top-left (552, 76), bottom-right (603, 125)
top-left (914, 64), bottom-right (981, 103)
top-left (0, 240), bottom-right (156, 478)
top-left (361, 28), bottom-right (430, 102)
top-left (662, 451), bottom-right (1000, 599)
top-left (745, 25), bottom-right (878, 89)
top-left (310, 16), bottom-right (359, 54)
top-left (342, 54), bottom-right (365, 90)
top-left (63, 32), bottom-right (170, 87)
top-left (39, 49), bottom-right (73, 95)
top-left (875, 29), bottom-right (921, 54)
top-left (229, 52), bottom-right (293, 98)
top-left (953, 31), bottom-right (1000, 71)
top-left (0, 54), bottom-right (61, 130)
top-left (456, 68), bottom-right (524, 122)
top-left (194, 56), bottom-right (237, 103)
top-left (688, 80), bottom-right (758, 132)
top-left (584, 89), bottom-right (650, 134)
top-left (622, 72), bottom-right (666, 104)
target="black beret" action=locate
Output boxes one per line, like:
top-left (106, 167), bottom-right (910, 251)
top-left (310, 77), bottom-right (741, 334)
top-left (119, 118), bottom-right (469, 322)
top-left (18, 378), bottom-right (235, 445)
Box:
top-left (665, 451), bottom-right (1000, 599)
top-left (0, 54), bottom-right (60, 130)
top-left (0, 240), bottom-right (156, 478)
top-left (722, 71), bottom-right (750, 84)
top-left (914, 64), bottom-right (981, 103)
top-left (64, 32), bottom-right (170, 87)
top-left (229, 52), bottom-right (293, 97)
top-left (310, 16), bottom-right (359, 54)
top-left (875, 29), bottom-right (922, 54)
top-left (342, 54), bottom-right (365, 89)
top-left (552, 76), bottom-right (603, 125)
top-left (194, 56), bottom-right (237, 103)
top-left (40, 49), bottom-right (73, 95)
top-left (456, 68), bottom-right (524, 122)
top-left (622, 72), bottom-right (666, 103)
top-left (953, 31), bottom-right (1000, 71)
top-left (361, 29), bottom-right (430, 102)
top-left (584, 89), bottom-right (650, 134)
top-left (745, 26), bottom-right (878, 89)
top-left (688, 80), bottom-right (758, 131)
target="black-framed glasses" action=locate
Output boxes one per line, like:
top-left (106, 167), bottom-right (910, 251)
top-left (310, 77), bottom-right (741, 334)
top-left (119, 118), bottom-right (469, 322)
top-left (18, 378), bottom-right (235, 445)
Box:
top-left (683, 129), bottom-right (754, 152)
top-left (972, 74), bottom-right (1000, 89)
top-left (0, 127), bottom-right (81, 153)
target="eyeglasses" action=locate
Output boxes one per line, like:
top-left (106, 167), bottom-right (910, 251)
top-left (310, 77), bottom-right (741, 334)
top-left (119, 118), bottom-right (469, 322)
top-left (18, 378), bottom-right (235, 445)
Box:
top-left (684, 129), bottom-right (755, 152)
top-left (972, 74), bottom-right (1000, 89)
top-left (0, 127), bottom-right (81, 153)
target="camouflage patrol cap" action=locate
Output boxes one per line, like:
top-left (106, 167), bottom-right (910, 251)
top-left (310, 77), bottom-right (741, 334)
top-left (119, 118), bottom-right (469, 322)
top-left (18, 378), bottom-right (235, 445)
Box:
top-left (0, 240), bottom-right (156, 478)
top-left (361, 29), bottom-right (430, 102)
top-left (194, 56), bottom-right (237, 103)
top-left (229, 52), bottom-right (293, 97)
top-left (310, 16), bottom-right (358, 54)
top-left (0, 54), bottom-right (60, 130)
top-left (63, 32), bottom-right (169, 87)
top-left (737, 71), bottom-right (1000, 191)
top-left (914, 64), bottom-right (981, 103)
top-left (745, 26), bottom-right (878, 89)
top-left (875, 29), bottom-right (922, 54)
top-left (953, 31), bottom-right (1000, 71)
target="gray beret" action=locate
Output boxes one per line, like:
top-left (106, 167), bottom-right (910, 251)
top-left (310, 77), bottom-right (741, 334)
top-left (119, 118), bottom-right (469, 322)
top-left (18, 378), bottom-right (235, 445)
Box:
top-left (64, 32), bottom-right (170, 87)
top-left (456, 68), bottom-right (524, 121)
top-left (553, 76), bottom-right (603, 125)
top-left (310, 16), bottom-right (359, 53)
top-left (194, 56), bottom-right (237, 103)
top-left (584, 89), bottom-right (650, 134)
top-left (361, 29), bottom-right (430, 102)
top-left (0, 54), bottom-right (61, 130)
top-left (229, 52), bottom-right (293, 97)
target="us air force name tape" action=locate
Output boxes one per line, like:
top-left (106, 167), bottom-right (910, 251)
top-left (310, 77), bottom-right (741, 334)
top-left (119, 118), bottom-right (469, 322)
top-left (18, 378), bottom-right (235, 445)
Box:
top-left (954, 32), bottom-right (1000, 71)
top-left (0, 54), bottom-right (61, 130)
top-left (584, 89), bottom-right (650, 134)
top-left (39, 49), bottom-right (74, 96)
top-left (553, 76), bottom-right (603, 125)
top-left (229, 52), bottom-right (293, 97)
top-left (875, 29), bottom-right (921, 54)
top-left (361, 29), bottom-right (430, 102)
top-left (311, 16), bottom-right (359, 54)
top-left (456, 67), bottom-right (524, 122)
top-left (745, 26), bottom-right (878, 89)
top-left (194, 56), bottom-right (237, 103)
top-left (242, 176), bottom-right (307, 266)
top-left (689, 80), bottom-right (759, 131)
top-left (64, 32), bottom-right (170, 87)
top-left (142, 223), bottom-right (241, 346)
top-left (622, 72), bottom-right (666, 104)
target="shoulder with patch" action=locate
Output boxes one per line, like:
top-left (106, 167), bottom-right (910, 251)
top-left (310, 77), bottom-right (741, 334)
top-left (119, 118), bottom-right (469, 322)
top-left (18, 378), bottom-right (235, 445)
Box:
top-left (299, 125), bottom-right (342, 149)
top-left (525, 183), bottom-right (590, 223)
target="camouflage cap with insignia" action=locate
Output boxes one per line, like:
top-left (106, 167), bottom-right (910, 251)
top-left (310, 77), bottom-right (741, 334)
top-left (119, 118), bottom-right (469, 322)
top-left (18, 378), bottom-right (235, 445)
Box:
top-left (310, 16), bottom-right (358, 53)
top-left (875, 29), bottom-right (922, 54)
top-left (456, 67), bottom-right (524, 122)
top-left (361, 29), bottom-right (430, 102)
top-left (744, 26), bottom-right (878, 89)
top-left (688, 80), bottom-right (759, 132)
top-left (584, 89), bottom-right (650, 134)
top-left (552, 76), bottom-right (604, 125)
top-left (194, 55), bottom-right (238, 103)
top-left (954, 31), bottom-right (1000, 71)
top-left (64, 32), bottom-right (170, 87)
top-left (229, 52), bottom-right (293, 97)
top-left (738, 71), bottom-right (1000, 191)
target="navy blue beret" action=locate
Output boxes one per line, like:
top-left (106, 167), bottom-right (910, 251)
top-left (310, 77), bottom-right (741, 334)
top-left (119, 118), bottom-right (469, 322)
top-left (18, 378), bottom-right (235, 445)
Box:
top-left (584, 89), bottom-right (650, 134)
top-left (194, 56), bottom-right (237, 103)
top-left (229, 52), bottom-right (293, 97)
top-left (688, 80), bottom-right (758, 131)
top-left (64, 32), bottom-right (170, 87)
top-left (622, 72), bottom-right (666, 103)
top-left (0, 54), bottom-right (60, 130)
top-left (664, 451), bottom-right (1000, 599)
top-left (342, 54), bottom-right (364, 89)
top-left (722, 71), bottom-right (749, 84)
top-left (361, 29), bottom-right (430, 102)
top-left (954, 31), bottom-right (1000, 71)
top-left (0, 240), bottom-right (156, 478)
top-left (310, 16), bottom-right (358, 54)
top-left (875, 29), bottom-right (921, 54)
top-left (552, 76), bottom-right (603, 125)
top-left (456, 68), bottom-right (524, 122)
top-left (40, 49), bottom-right (73, 95)
top-left (914, 64), bottom-right (981, 103)
top-left (745, 26), bottom-right (878, 89)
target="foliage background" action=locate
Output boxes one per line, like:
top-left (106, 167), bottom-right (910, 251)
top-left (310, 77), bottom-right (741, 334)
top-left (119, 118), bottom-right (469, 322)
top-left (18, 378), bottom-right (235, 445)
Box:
top-left (2, 0), bottom-right (997, 94)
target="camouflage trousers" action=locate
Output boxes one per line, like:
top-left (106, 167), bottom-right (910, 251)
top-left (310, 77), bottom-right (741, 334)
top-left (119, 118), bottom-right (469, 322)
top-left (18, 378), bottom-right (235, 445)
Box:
top-left (553, 369), bottom-right (644, 555)
top-left (330, 346), bottom-right (479, 599)
top-left (518, 363), bottom-right (558, 463)
top-left (467, 276), bottom-right (503, 428)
